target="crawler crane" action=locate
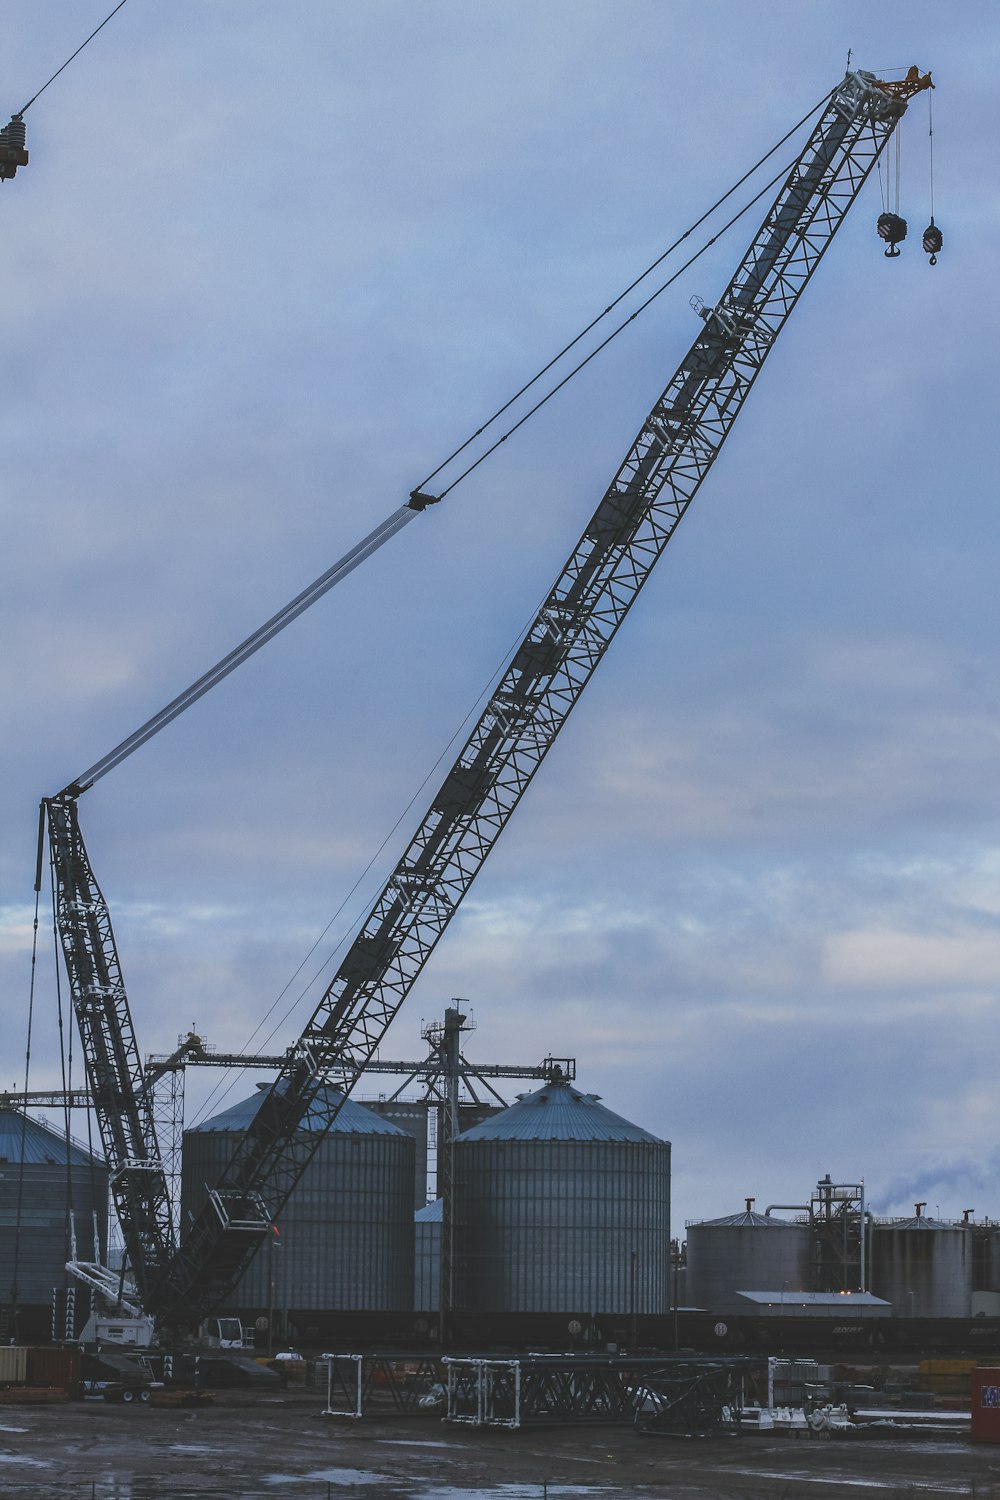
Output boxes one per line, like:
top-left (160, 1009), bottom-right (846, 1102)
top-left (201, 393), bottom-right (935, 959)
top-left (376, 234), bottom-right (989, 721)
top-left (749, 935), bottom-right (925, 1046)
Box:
top-left (39, 66), bottom-right (932, 1331)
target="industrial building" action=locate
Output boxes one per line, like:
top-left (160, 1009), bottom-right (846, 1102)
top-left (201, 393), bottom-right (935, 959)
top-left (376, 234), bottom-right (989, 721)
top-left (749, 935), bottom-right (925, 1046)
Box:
top-left (2, 1073), bottom-right (1000, 1356)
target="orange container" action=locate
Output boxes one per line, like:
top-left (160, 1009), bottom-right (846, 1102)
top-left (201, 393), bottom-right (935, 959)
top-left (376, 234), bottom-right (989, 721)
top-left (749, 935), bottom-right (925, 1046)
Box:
top-left (24, 1347), bottom-right (81, 1397)
top-left (971, 1368), bottom-right (1000, 1443)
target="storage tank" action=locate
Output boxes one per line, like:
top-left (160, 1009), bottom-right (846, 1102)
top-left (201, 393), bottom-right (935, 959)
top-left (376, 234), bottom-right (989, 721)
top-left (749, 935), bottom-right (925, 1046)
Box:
top-left (453, 1077), bottom-right (670, 1315)
top-left (870, 1213), bottom-right (972, 1318)
top-left (685, 1208), bottom-right (812, 1315)
top-left (0, 1109), bottom-right (108, 1340)
top-left (414, 1198), bottom-right (442, 1313)
top-left (365, 1099), bottom-right (504, 1208)
top-left (182, 1084), bottom-right (414, 1318)
top-left (365, 1100), bottom-right (430, 1212)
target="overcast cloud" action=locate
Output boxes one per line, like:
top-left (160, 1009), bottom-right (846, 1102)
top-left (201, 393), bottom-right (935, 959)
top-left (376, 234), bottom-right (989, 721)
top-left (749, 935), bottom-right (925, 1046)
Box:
top-left (2, 2), bottom-right (998, 1235)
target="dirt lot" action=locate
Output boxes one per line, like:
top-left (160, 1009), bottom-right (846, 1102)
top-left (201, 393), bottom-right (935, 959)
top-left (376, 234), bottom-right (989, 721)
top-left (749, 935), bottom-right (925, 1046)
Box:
top-left (0, 1390), bottom-right (998, 1498)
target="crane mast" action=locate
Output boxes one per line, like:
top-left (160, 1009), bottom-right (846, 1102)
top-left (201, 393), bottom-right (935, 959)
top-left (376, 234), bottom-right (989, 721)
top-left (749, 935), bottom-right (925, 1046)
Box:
top-left (43, 67), bottom-right (923, 1329)
top-left (43, 798), bottom-right (175, 1308)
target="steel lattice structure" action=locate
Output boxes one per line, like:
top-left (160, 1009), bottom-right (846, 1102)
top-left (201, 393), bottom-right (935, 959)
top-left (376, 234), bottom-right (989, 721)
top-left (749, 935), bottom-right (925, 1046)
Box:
top-left (43, 67), bottom-right (921, 1329)
top-left (443, 1352), bottom-right (756, 1430)
top-left (44, 797), bottom-right (175, 1308)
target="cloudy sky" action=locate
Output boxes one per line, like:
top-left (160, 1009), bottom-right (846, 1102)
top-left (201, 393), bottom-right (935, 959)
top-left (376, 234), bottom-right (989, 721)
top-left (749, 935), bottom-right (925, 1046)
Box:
top-left (2, 1), bottom-right (998, 1237)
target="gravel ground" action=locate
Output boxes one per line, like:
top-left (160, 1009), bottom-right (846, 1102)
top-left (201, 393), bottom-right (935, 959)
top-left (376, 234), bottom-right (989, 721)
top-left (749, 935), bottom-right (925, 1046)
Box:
top-left (0, 1392), bottom-right (998, 1498)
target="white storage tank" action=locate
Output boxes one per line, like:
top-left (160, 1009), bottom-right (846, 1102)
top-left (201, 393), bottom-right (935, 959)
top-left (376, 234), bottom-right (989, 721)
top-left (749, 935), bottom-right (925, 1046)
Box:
top-left (686, 1207), bottom-right (812, 1315)
top-left (870, 1212), bottom-right (972, 1318)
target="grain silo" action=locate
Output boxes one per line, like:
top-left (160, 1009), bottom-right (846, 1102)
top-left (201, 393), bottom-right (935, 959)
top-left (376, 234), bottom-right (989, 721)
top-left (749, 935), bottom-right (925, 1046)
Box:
top-left (0, 1109), bottom-right (108, 1341)
top-left (414, 1198), bottom-right (442, 1313)
top-left (685, 1208), bottom-right (812, 1315)
top-left (182, 1084), bottom-right (414, 1327)
top-left (870, 1212), bottom-right (972, 1318)
top-left (453, 1077), bottom-right (669, 1315)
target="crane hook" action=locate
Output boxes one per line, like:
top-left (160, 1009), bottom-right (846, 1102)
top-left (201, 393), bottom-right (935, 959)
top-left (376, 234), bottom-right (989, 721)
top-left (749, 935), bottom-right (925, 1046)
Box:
top-left (877, 212), bottom-right (907, 258)
top-left (922, 218), bottom-right (943, 267)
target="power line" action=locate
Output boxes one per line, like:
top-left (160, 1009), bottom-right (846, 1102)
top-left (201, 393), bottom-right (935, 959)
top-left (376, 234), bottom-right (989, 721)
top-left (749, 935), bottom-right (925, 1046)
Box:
top-left (19, 0), bottom-right (131, 116)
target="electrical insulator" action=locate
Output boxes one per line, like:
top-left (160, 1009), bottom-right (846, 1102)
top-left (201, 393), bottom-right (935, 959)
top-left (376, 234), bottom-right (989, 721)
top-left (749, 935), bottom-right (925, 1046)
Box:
top-left (922, 220), bottom-right (943, 266)
top-left (876, 212), bottom-right (907, 258)
top-left (0, 114), bottom-right (27, 180)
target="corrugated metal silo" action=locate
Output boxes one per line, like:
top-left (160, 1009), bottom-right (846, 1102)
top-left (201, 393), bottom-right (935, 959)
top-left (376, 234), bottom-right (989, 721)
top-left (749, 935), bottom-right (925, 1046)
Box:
top-left (685, 1210), bottom-right (812, 1315)
top-left (453, 1078), bottom-right (669, 1315)
top-left (870, 1216), bottom-right (972, 1317)
top-left (182, 1084), bottom-right (414, 1315)
top-left (0, 1109), bottom-right (107, 1334)
top-left (414, 1198), bottom-right (441, 1313)
top-left (366, 1100), bottom-right (428, 1211)
top-left (366, 1101), bottom-right (504, 1209)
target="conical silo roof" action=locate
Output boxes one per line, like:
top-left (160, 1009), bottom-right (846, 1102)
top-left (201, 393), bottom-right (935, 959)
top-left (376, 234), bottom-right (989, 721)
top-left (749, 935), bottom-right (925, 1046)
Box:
top-left (188, 1083), bottom-right (408, 1137)
top-left (694, 1210), bottom-right (799, 1228)
top-left (882, 1215), bottom-right (963, 1230)
top-left (0, 1108), bottom-right (102, 1167)
top-left (415, 1198), bottom-right (443, 1224)
top-left (455, 1078), bottom-right (665, 1145)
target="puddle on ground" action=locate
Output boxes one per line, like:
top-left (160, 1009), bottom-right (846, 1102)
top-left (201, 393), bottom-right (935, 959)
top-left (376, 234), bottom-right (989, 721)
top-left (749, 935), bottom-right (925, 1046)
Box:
top-left (718, 1466), bottom-right (973, 1494)
top-left (412, 1489), bottom-right (618, 1500)
top-left (265, 1469), bottom-right (397, 1489)
top-left (264, 1477), bottom-right (619, 1498)
top-left (375, 1439), bottom-right (462, 1448)
top-left (268, 1482), bottom-right (617, 1494)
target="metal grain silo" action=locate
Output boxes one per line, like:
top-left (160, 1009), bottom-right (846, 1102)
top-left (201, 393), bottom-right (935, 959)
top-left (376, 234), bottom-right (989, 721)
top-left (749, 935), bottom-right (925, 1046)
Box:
top-left (0, 1109), bottom-right (108, 1339)
top-left (870, 1214), bottom-right (972, 1318)
top-left (366, 1099), bottom-right (431, 1212)
top-left (453, 1078), bottom-right (670, 1315)
top-left (685, 1209), bottom-right (812, 1315)
top-left (182, 1084), bottom-right (414, 1317)
top-left (414, 1198), bottom-right (441, 1313)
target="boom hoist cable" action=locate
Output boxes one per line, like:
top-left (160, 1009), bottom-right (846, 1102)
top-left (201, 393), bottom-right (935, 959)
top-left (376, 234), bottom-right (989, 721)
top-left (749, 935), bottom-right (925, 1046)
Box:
top-left (56, 94), bottom-right (831, 802)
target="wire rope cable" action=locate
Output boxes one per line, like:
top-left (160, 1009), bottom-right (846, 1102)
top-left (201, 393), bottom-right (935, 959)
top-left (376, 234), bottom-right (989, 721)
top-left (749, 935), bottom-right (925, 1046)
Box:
top-left (927, 89), bottom-right (935, 220)
top-left (18, 0), bottom-right (131, 116)
top-left (50, 861), bottom-right (77, 1313)
top-left (188, 111), bottom-right (836, 1124)
top-left (57, 92), bottom-right (828, 803)
top-left (893, 120), bottom-right (902, 216)
top-left (10, 884), bottom-right (42, 1332)
top-left (54, 83), bottom-right (841, 1129)
top-left (413, 87), bottom-right (832, 496)
top-left (432, 149), bottom-right (802, 502)
top-left (66, 503), bottom-right (418, 794)
top-left (189, 582), bottom-right (554, 1127)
